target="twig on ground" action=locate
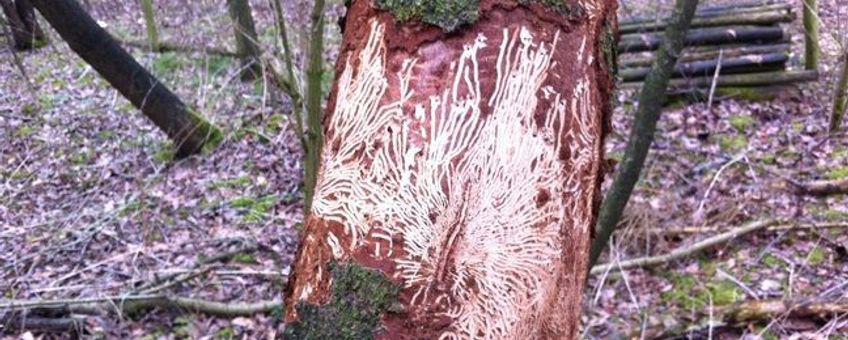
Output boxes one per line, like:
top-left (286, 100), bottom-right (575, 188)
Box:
top-left (647, 221), bottom-right (848, 236)
top-left (0, 294), bottom-right (282, 318)
top-left (121, 39), bottom-right (238, 57)
top-left (591, 219), bottom-right (778, 274)
top-left (726, 299), bottom-right (848, 322)
top-left (794, 178), bottom-right (848, 196)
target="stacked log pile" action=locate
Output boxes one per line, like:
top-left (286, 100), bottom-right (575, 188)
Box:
top-left (618, 0), bottom-right (818, 101)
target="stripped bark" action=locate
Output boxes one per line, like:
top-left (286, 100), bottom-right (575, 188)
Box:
top-left (283, 0), bottom-right (618, 338)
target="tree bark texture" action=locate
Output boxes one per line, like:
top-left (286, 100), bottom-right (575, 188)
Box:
top-left (1, 0), bottom-right (46, 50)
top-left (31, 0), bottom-right (222, 157)
top-left (227, 0), bottom-right (262, 80)
top-left (283, 0), bottom-right (617, 338)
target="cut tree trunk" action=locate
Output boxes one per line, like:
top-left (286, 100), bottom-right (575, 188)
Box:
top-left (227, 0), bottom-right (262, 80)
top-left (619, 52), bottom-right (788, 81)
top-left (282, 0), bottom-right (617, 338)
top-left (619, 8), bottom-right (794, 34)
top-left (619, 43), bottom-right (790, 68)
top-left (31, 0), bottom-right (222, 157)
top-left (618, 25), bottom-right (785, 53)
top-left (0, 0), bottom-right (47, 50)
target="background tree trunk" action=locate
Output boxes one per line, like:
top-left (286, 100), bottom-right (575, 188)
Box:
top-left (226, 0), bottom-right (262, 80)
top-left (830, 49), bottom-right (848, 132)
top-left (802, 0), bottom-right (819, 70)
top-left (590, 0), bottom-right (699, 268)
top-left (1, 0), bottom-right (46, 50)
top-left (139, 0), bottom-right (159, 50)
top-left (31, 0), bottom-right (222, 158)
top-left (282, 0), bottom-right (617, 338)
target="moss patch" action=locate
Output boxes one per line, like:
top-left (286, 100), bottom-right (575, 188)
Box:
top-left (375, 0), bottom-right (579, 32)
top-left (728, 115), bottom-right (755, 133)
top-left (825, 166), bottom-right (848, 180)
top-left (186, 108), bottom-right (224, 154)
top-left (375, 0), bottom-right (479, 32)
top-left (283, 262), bottom-right (401, 339)
top-left (807, 246), bottom-right (826, 265)
top-left (718, 135), bottom-right (748, 152)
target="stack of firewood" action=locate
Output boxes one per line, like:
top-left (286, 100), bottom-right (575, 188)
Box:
top-left (617, 0), bottom-right (819, 100)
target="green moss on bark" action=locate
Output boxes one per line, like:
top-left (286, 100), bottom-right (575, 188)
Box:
top-left (375, 0), bottom-right (479, 32)
top-left (283, 262), bottom-right (401, 339)
top-left (186, 108), bottom-right (224, 154)
top-left (375, 0), bottom-right (578, 32)
top-left (600, 17), bottom-right (618, 75)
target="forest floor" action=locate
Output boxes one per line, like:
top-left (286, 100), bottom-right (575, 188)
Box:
top-left (0, 0), bottom-right (846, 339)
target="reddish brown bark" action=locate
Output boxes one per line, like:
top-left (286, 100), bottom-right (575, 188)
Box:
top-left (284, 0), bottom-right (617, 338)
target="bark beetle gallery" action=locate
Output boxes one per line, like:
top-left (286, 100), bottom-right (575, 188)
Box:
top-left (284, 0), bottom-right (617, 338)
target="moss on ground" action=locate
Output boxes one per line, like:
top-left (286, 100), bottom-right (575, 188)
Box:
top-left (825, 166), bottom-right (848, 180)
top-left (729, 115), bottom-right (755, 133)
top-left (283, 262), bottom-right (401, 339)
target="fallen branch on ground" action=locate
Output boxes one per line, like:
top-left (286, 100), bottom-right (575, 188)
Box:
top-left (122, 39), bottom-right (238, 57)
top-left (649, 221), bottom-right (848, 236)
top-left (591, 219), bottom-right (778, 275)
top-left (794, 178), bottom-right (848, 196)
top-left (0, 294), bottom-right (283, 318)
top-left (726, 299), bottom-right (848, 322)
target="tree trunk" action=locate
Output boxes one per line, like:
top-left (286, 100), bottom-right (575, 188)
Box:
top-left (802, 0), bottom-right (818, 70)
top-left (31, 0), bottom-right (222, 158)
top-left (1, 0), bottom-right (47, 50)
top-left (282, 0), bottom-right (617, 338)
top-left (139, 0), bottom-right (159, 50)
top-left (589, 0), bottom-right (699, 269)
top-left (226, 0), bottom-right (262, 80)
top-left (830, 50), bottom-right (848, 132)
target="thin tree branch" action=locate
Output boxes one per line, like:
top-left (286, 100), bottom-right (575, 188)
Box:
top-left (590, 219), bottom-right (778, 275)
top-left (589, 0), bottom-right (701, 269)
